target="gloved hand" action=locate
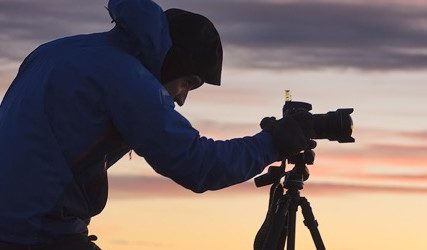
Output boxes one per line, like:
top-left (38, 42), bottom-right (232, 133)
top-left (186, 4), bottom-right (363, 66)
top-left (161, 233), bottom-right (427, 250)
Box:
top-left (260, 112), bottom-right (316, 159)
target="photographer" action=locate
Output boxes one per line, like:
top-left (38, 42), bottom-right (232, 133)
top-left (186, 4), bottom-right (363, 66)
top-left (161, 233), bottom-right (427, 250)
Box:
top-left (0, 0), bottom-right (312, 249)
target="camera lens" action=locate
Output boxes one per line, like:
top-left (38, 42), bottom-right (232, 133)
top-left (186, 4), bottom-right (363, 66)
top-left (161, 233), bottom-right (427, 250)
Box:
top-left (312, 108), bottom-right (354, 143)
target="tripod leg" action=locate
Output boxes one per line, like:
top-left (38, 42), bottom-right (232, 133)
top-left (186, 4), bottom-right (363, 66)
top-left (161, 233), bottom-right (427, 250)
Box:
top-left (286, 195), bottom-right (298, 250)
top-left (299, 197), bottom-right (326, 250)
top-left (276, 197), bottom-right (289, 250)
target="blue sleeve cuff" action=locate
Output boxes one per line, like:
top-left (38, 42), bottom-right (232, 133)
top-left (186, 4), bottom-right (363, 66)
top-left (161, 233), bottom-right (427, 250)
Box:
top-left (253, 131), bottom-right (280, 166)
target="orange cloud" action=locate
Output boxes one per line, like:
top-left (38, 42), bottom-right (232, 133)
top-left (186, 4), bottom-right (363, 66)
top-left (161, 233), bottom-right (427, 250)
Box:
top-left (303, 182), bottom-right (427, 196)
top-left (318, 149), bottom-right (427, 170)
top-left (107, 175), bottom-right (427, 199)
top-left (194, 120), bottom-right (258, 139)
top-left (398, 130), bottom-right (427, 141)
top-left (344, 173), bottom-right (427, 183)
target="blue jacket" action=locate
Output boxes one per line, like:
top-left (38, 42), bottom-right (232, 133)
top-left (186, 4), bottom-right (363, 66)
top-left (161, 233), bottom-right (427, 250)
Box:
top-left (0, 0), bottom-right (278, 244)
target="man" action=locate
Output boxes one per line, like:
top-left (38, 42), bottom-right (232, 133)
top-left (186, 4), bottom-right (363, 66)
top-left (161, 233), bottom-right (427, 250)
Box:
top-left (0, 0), bottom-right (312, 249)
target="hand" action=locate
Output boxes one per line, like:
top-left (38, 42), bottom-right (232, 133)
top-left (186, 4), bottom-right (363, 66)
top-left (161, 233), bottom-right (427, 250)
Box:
top-left (260, 115), bottom-right (316, 158)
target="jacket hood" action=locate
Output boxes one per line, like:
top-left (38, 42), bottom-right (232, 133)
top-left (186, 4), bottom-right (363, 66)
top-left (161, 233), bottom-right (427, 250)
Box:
top-left (108, 0), bottom-right (172, 79)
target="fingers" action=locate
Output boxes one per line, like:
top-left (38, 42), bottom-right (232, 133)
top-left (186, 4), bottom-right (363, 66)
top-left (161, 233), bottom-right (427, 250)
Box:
top-left (260, 115), bottom-right (317, 160)
top-left (260, 116), bottom-right (277, 131)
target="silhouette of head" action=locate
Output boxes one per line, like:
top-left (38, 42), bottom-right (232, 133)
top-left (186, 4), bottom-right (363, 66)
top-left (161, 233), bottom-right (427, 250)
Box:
top-left (161, 9), bottom-right (223, 90)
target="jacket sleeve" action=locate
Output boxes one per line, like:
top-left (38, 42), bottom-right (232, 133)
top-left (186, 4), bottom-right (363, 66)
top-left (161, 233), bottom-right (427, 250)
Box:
top-left (106, 66), bottom-right (279, 193)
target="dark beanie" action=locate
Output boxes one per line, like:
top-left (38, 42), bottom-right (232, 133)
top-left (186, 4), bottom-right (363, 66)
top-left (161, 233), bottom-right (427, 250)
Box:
top-left (161, 8), bottom-right (223, 86)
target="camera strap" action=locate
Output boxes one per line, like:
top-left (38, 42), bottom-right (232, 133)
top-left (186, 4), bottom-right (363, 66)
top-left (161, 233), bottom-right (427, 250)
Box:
top-left (254, 181), bottom-right (286, 250)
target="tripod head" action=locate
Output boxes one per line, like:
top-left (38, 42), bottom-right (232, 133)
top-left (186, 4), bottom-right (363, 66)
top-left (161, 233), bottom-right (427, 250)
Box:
top-left (254, 150), bottom-right (315, 189)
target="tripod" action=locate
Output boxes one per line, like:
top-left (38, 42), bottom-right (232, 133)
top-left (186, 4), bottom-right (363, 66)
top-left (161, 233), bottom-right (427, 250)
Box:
top-left (253, 152), bottom-right (326, 250)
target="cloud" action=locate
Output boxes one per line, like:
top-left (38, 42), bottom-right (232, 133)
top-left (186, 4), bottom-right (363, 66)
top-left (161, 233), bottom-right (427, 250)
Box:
top-left (1, 0), bottom-right (427, 71)
top-left (316, 127), bottom-right (427, 162)
top-left (191, 124), bottom-right (427, 163)
top-left (0, 0), bottom-right (111, 61)
top-left (348, 173), bottom-right (427, 182)
top-left (193, 119), bottom-right (258, 139)
top-left (158, 0), bottom-right (427, 70)
top-left (366, 143), bottom-right (427, 157)
top-left (318, 146), bottom-right (427, 169)
top-left (398, 130), bottom-right (427, 141)
top-left (323, 142), bottom-right (427, 161)
top-left (304, 181), bottom-right (427, 196)
top-left (107, 174), bottom-right (427, 199)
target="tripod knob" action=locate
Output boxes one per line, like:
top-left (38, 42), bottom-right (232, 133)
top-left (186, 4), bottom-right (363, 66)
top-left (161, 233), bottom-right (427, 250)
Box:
top-left (288, 150), bottom-right (315, 165)
top-left (304, 150), bottom-right (315, 165)
top-left (254, 166), bottom-right (285, 187)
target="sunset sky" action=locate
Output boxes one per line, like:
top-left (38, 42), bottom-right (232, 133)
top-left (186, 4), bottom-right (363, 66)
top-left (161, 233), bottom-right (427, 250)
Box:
top-left (1, 0), bottom-right (427, 249)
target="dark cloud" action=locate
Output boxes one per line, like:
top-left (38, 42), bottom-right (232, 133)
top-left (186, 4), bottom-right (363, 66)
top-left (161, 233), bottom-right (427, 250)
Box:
top-left (158, 0), bottom-right (427, 70)
top-left (1, 0), bottom-right (427, 70)
top-left (161, 1), bottom-right (427, 48)
top-left (0, 0), bottom-right (111, 61)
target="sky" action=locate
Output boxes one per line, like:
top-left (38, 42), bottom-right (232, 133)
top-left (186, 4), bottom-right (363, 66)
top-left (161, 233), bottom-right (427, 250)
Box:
top-left (1, 0), bottom-right (427, 249)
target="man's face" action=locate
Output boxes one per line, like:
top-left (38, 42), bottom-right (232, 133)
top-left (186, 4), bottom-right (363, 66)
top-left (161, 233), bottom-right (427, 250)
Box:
top-left (163, 75), bottom-right (203, 106)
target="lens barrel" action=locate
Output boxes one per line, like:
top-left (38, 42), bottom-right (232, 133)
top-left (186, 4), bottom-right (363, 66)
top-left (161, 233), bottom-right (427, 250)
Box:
top-left (312, 109), bottom-right (354, 143)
